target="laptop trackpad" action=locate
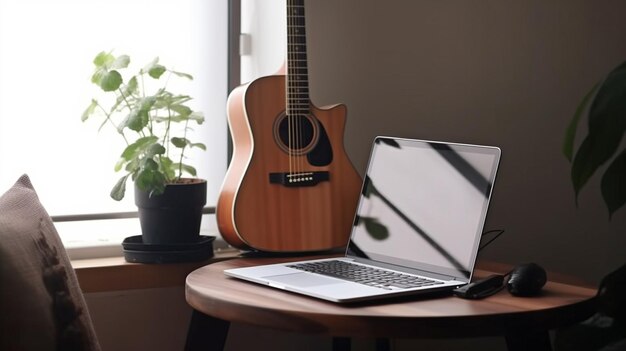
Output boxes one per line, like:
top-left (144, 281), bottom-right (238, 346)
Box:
top-left (263, 273), bottom-right (343, 288)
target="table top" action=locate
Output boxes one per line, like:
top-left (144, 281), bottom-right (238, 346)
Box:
top-left (185, 256), bottom-right (598, 338)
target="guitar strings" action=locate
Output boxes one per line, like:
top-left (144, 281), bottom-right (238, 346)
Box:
top-left (287, 0), bottom-right (294, 178)
top-left (287, 0), bottom-right (309, 181)
top-left (294, 0), bottom-right (301, 178)
top-left (288, 0), bottom-right (296, 179)
top-left (295, 1), bottom-right (302, 178)
top-left (291, 1), bottom-right (298, 177)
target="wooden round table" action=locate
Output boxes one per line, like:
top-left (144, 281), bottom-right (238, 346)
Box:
top-left (184, 256), bottom-right (597, 351)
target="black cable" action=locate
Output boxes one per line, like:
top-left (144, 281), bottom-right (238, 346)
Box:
top-left (478, 229), bottom-right (505, 252)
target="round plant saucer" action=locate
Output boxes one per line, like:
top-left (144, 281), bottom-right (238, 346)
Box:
top-left (122, 235), bottom-right (215, 264)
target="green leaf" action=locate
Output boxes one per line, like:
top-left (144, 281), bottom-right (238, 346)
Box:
top-left (142, 57), bottom-right (159, 74)
top-left (135, 166), bottom-right (166, 196)
top-left (111, 95), bottom-right (125, 114)
top-left (189, 111), bottom-right (204, 124)
top-left (118, 96), bottom-right (155, 132)
top-left (125, 158), bottom-right (140, 173)
top-left (588, 61), bottom-right (626, 133)
top-left (150, 184), bottom-right (166, 197)
top-left (81, 99), bottom-right (98, 122)
top-left (120, 136), bottom-right (158, 160)
top-left (141, 158), bottom-right (159, 171)
top-left (149, 64), bottom-right (166, 79)
top-left (93, 51), bottom-right (115, 68)
top-left (162, 114), bottom-right (192, 123)
top-left (110, 174), bottom-right (129, 201)
top-left (168, 94), bottom-right (192, 105)
top-left (152, 116), bottom-right (171, 123)
top-left (91, 51), bottom-right (118, 86)
top-left (100, 70), bottom-right (123, 92)
top-left (563, 82), bottom-right (599, 162)
top-left (360, 217), bottom-right (389, 240)
top-left (120, 108), bottom-right (149, 132)
top-left (142, 96), bottom-right (157, 109)
top-left (171, 137), bottom-right (188, 148)
top-left (171, 70), bottom-right (193, 80)
top-left (114, 157), bottom-right (126, 172)
top-left (91, 69), bottom-right (105, 85)
top-left (175, 163), bottom-right (197, 176)
top-left (170, 104), bottom-right (192, 117)
top-left (123, 76), bottom-right (138, 96)
top-left (155, 90), bottom-right (191, 105)
top-left (159, 156), bottom-right (176, 181)
top-left (601, 149), bottom-right (626, 219)
top-left (111, 55), bottom-right (130, 69)
top-left (189, 142), bottom-right (206, 151)
top-left (169, 139), bottom-right (205, 156)
top-left (571, 136), bottom-right (604, 202)
top-left (570, 61), bottom-right (626, 198)
top-left (146, 143), bottom-right (166, 157)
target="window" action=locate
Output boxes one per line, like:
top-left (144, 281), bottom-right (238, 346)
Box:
top-left (0, 0), bottom-right (228, 254)
top-left (240, 0), bottom-right (286, 83)
top-left (0, 0), bottom-right (227, 215)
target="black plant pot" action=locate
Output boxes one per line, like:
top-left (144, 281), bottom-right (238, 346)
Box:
top-left (135, 179), bottom-right (207, 244)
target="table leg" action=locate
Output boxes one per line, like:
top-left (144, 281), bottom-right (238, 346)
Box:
top-left (185, 310), bottom-right (230, 351)
top-left (332, 337), bottom-right (351, 351)
top-left (505, 330), bottom-right (552, 351)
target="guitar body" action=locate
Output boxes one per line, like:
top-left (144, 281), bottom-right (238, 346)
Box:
top-left (217, 75), bottom-right (362, 252)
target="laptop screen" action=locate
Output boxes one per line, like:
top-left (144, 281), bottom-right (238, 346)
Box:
top-left (347, 137), bottom-right (501, 280)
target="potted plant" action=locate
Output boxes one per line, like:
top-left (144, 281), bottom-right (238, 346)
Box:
top-left (557, 61), bottom-right (626, 350)
top-left (81, 51), bottom-right (207, 244)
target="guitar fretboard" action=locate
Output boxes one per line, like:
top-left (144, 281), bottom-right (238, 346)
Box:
top-left (286, 0), bottom-right (309, 117)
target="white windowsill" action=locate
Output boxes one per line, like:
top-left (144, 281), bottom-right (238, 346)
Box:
top-left (57, 214), bottom-right (230, 260)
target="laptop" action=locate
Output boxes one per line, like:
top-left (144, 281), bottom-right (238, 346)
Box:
top-left (224, 136), bottom-right (501, 303)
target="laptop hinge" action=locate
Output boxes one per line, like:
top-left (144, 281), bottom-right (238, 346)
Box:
top-left (349, 257), bottom-right (461, 281)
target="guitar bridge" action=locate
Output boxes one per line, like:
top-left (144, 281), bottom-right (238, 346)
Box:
top-left (269, 172), bottom-right (329, 187)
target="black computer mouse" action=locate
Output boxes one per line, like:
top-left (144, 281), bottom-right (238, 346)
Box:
top-left (507, 263), bottom-right (547, 297)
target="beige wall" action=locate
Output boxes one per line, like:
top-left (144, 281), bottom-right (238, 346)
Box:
top-left (306, 0), bottom-right (626, 283)
top-left (86, 1), bottom-right (626, 350)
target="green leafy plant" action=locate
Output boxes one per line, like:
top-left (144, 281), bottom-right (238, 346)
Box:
top-left (82, 51), bottom-right (206, 200)
top-left (564, 61), bottom-right (626, 219)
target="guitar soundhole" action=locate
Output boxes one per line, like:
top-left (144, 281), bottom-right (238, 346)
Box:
top-left (273, 113), bottom-right (319, 155)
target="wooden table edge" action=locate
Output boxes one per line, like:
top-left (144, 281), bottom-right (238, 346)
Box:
top-left (185, 257), bottom-right (599, 339)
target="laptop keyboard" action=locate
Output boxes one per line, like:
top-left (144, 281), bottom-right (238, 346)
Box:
top-left (287, 260), bottom-right (444, 290)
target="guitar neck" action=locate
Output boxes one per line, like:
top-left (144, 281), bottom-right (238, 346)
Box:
top-left (286, 0), bottom-right (310, 117)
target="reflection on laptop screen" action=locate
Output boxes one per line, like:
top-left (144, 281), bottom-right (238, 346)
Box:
top-left (347, 137), bottom-right (500, 279)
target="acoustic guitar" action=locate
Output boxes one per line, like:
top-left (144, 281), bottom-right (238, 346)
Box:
top-left (216, 0), bottom-right (362, 252)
